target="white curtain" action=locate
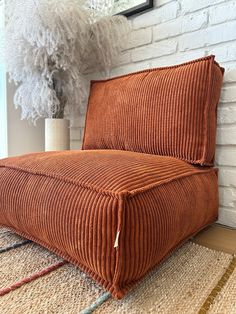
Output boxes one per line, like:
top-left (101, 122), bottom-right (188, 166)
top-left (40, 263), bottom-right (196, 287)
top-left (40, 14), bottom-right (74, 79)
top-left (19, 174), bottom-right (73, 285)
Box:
top-left (0, 0), bottom-right (7, 158)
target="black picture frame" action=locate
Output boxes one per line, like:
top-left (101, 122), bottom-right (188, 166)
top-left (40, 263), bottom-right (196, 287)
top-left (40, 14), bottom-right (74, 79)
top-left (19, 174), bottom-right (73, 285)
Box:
top-left (115, 0), bottom-right (154, 17)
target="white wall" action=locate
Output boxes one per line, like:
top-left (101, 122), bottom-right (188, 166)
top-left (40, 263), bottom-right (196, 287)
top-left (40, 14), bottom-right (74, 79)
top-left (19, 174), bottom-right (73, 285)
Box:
top-left (7, 82), bottom-right (45, 157)
top-left (71, 0), bottom-right (236, 228)
top-left (0, 70), bottom-right (7, 159)
top-left (0, 1), bottom-right (7, 158)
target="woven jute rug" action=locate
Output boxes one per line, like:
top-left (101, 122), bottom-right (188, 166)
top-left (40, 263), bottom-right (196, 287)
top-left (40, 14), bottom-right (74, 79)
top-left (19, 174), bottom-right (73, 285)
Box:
top-left (0, 227), bottom-right (235, 314)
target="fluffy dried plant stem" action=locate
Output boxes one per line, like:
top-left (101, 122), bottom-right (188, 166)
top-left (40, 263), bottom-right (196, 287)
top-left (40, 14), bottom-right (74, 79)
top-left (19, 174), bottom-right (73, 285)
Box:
top-left (5, 0), bottom-right (130, 123)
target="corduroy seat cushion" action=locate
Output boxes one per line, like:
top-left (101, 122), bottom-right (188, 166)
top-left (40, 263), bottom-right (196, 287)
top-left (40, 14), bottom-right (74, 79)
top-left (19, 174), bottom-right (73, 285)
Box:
top-left (0, 150), bottom-right (218, 298)
top-left (83, 55), bottom-right (224, 165)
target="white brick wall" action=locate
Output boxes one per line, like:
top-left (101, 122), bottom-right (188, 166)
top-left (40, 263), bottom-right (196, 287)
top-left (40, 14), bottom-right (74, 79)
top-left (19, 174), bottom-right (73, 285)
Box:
top-left (71, 0), bottom-right (236, 228)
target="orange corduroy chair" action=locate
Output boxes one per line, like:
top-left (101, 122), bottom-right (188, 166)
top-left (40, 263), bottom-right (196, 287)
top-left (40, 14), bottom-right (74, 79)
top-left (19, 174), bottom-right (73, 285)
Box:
top-left (0, 55), bottom-right (224, 298)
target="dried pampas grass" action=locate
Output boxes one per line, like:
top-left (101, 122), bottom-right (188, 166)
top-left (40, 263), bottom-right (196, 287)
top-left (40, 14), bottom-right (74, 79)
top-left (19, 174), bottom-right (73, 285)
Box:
top-left (5, 0), bottom-right (130, 122)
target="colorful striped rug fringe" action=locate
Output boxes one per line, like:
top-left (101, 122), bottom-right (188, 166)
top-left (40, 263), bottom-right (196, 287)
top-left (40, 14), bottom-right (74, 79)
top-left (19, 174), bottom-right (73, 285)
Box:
top-left (0, 240), bottom-right (32, 254)
top-left (0, 260), bottom-right (67, 296)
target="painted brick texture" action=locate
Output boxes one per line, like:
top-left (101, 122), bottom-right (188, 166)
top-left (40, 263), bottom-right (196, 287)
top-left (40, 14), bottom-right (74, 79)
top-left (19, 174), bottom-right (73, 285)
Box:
top-left (71, 0), bottom-right (236, 227)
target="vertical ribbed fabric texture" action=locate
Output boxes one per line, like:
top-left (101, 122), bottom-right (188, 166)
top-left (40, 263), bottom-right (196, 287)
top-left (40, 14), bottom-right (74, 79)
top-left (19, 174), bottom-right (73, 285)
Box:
top-left (82, 55), bottom-right (224, 166)
top-left (0, 150), bottom-right (219, 298)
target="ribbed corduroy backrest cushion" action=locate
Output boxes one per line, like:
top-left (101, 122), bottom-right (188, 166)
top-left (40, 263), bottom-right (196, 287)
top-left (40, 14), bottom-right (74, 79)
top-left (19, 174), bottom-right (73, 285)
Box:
top-left (82, 55), bottom-right (224, 165)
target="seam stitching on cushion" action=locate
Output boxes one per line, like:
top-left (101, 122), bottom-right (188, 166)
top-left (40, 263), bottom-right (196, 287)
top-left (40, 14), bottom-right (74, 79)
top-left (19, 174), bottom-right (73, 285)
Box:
top-left (90, 55), bottom-right (216, 84)
top-left (82, 80), bottom-right (94, 150)
top-left (0, 165), bottom-right (119, 199)
top-left (163, 155), bottom-right (213, 166)
top-left (128, 168), bottom-right (218, 197)
top-left (113, 192), bottom-right (127, 297)
top-left (202, 55), bottom-right (214, 165)
top-left (0, 165), bottom-right (217, 199)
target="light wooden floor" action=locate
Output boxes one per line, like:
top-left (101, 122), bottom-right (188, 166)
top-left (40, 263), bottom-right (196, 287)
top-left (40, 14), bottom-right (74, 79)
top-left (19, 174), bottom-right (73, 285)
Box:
top-left (193, 224), bottom-right (236, 254)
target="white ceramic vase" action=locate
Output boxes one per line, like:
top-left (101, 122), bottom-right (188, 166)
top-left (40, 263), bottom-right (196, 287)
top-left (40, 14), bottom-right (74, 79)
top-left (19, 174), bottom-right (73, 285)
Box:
top-left (45, 118), bottom-right (70, 151)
